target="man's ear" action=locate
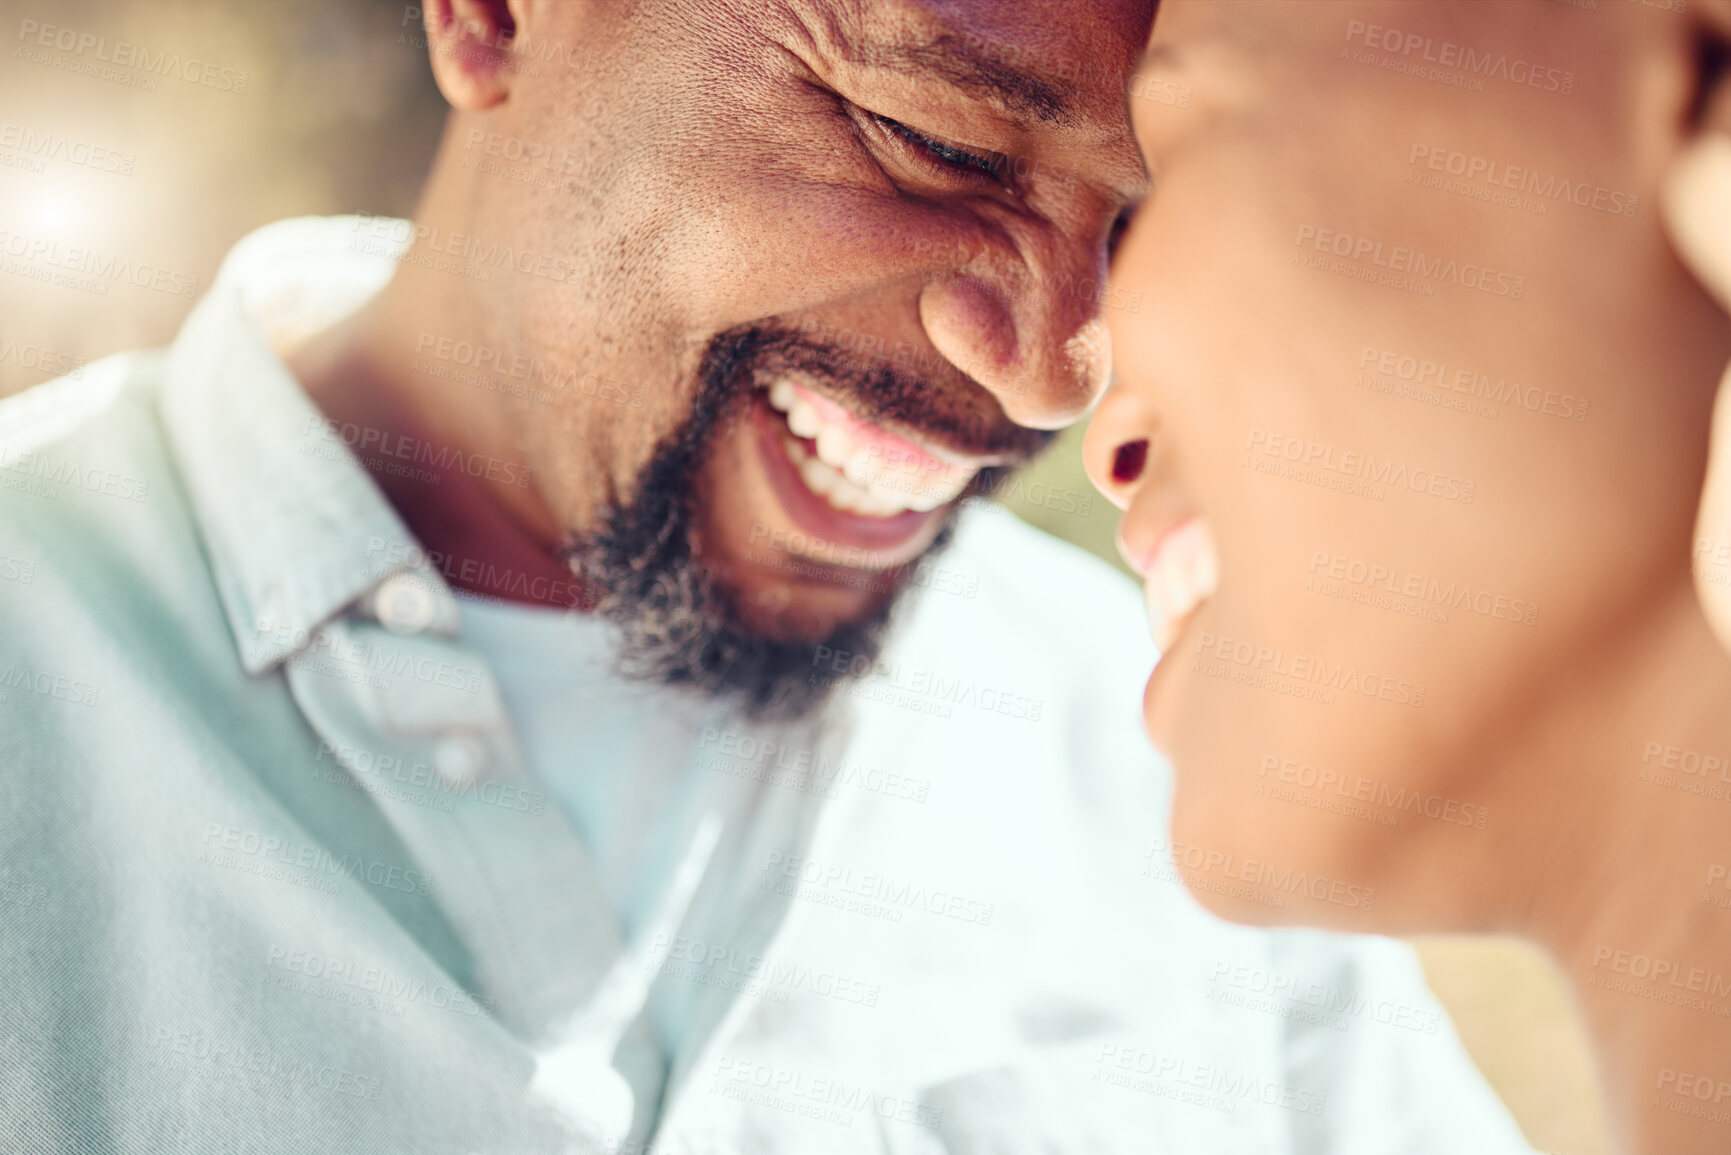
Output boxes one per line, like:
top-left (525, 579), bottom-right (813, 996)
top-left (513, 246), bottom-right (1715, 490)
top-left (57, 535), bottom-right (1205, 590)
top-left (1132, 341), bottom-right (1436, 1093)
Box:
top-left (422, 0), bottom-right (521, 111)
top-left (1664, 0), bottom-right (1731, 652)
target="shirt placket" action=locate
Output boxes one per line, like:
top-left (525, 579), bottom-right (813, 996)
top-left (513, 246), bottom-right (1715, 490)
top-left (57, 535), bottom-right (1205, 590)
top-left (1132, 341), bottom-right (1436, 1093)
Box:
top-left (650, 713), bottom-right (850, 1149)
top-left (281, 603), bottom-right (623, 1047)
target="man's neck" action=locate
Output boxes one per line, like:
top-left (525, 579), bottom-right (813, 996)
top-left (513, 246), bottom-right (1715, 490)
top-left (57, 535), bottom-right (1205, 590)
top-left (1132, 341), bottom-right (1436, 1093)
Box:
top-left (285, 282), bottom-right (587, 611)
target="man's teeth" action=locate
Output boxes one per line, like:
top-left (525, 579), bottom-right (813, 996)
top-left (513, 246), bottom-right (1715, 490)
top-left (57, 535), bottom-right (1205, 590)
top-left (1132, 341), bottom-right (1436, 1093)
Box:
top-left (784, 437), bottom-right (907, 517)
top-left (782, 386), bottom-right (822, 438)
top-left (765, 380), bottom-right (971, 516)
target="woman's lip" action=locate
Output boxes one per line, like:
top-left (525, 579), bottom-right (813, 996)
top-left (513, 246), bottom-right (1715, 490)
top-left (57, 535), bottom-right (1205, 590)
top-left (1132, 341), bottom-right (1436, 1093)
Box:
top-left (1129, 516), bottom-right (1219, 651)
top-left (749, 398), bottom-right (939, 555)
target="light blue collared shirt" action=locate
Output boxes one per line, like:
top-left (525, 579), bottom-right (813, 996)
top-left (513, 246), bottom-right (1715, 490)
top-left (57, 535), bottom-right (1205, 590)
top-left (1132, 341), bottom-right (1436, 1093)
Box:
top-left (0, 217), bottom-right (1537, 1155)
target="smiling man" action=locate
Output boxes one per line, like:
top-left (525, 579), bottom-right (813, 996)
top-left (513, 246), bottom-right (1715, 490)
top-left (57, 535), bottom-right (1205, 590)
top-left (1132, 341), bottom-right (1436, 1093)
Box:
top-left (289, 0), bottom-right (1143, 720)
top-left (0, 0), bottom-right (1537, 1152)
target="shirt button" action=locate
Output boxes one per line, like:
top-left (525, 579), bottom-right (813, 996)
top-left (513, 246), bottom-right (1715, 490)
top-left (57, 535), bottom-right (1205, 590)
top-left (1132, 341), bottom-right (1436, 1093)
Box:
top-left (373, 572), bottom-right (438, 635)
top-left (255, 581), bottom-right (285, 634)
top-left (432, 734), bottom-right (485, 786)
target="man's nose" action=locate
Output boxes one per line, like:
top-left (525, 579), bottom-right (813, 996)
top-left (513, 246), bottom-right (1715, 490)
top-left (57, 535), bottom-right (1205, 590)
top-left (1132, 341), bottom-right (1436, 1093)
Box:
top-left (917, 213), bottom-right (1117, 431)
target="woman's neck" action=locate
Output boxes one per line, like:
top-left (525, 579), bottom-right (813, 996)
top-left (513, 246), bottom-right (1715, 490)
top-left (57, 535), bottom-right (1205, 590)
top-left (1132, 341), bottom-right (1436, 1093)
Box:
top-left (1483, 580), bottom-right (1731, 1152)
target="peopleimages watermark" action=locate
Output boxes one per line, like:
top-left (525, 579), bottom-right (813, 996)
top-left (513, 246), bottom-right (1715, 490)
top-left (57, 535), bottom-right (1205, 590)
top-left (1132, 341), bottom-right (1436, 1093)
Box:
top-left (1256, 753), bottom-right (1489, 831)
top-left (15, 18), bottom-right (251, 94)
top-left (1294, 224), bottom-right (1526, 300)
top-left (1242, 428), bottom-right (1475, 506)
top-left (146, 1022), bottom-right (383, 1102)
top-left (760, 851), bottom-right (995, 928)
top-left (1587, 944), bottom-right (1731, 1016)
top-left (314, 738), bottom-right (548, 816)
top-left (1405, 143), bottom-right (1636, 219)
top-left (1356, 345), bottom-right (1587, 424)
top-left (1704, 864), bottom-right (1731, 912)
top-left (201, 823), bottom-right (432, 897)
top-left (1143, 837), bottom-right (1377, 912)
top-left (1208, 960), bottom-right (1444, 1035)
top-left (265, 943), bottom-right (498, 1021)
top-left (0, 335), bottom-right (86, 380)
top-left (1197, 633), bottom-right (1426, 713)
top-left (1636, 739), bottom-right (1731, 804)
top-left (264, 614), bottom-right (486, 695)
top-left (1306, 548), bottom-right (1540, 628)
top-left (982, 471), bottom-right (1096, 517)
top-left (1192, 630), bottom-right (1426, 710)
top-left (1653, 1066), bottom-right (1731, 1128)
top-left (300, 415), bottom-right (534, 490)
top-left (698, 726), bottom-right (932, 804)
top-left (0, 227), bottom-right (201, 299)
top-left (0, 662), bottom-right (100, 708)
top-left (708, 1056), bottom-right (942, 1132)
top-left (1129, 71), bottom-right (1193, 108)
top-left (0, 439), bottom-right (155, 505)
top-left (0, 552), bottom-right (35, 585)
top-left (1693, 537), bottom-right (1731, 592)
top-left (0, 122), bottom-right (135, 176)
top-left (366, 537), bottom-right (589, 609)
top-left (1342, 19), bottom-right (1575, 96)
top-left (1093, 1043), bottom-right (1327, 1117)
top-left (810, 646), bottom-right (1045, 722)
top-left (650, 935), bottom-right (882, 1008)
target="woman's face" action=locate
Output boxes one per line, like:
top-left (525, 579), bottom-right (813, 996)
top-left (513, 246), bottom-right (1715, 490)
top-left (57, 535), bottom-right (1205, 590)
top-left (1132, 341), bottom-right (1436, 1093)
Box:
top-left (1088, 0), bottom-right (1729, 929)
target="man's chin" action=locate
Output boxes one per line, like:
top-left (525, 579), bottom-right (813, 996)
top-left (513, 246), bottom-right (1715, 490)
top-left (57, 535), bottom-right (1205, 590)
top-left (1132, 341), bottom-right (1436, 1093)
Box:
top-left (568, 320), bottom-right (1009, 721)
top-left (709, 549), bottom-right (894, 630)
top-left (574, 520), bottom-right (900, 721)
top-left (562, 329), bottom-right (907, 720)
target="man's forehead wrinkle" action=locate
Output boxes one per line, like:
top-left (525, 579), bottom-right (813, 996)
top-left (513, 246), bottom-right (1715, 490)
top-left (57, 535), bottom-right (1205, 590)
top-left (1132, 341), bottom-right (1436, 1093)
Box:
top-left (860, 34), bottom-right (1078, 128)
top-left (770, 0), bottom-right (857, 74)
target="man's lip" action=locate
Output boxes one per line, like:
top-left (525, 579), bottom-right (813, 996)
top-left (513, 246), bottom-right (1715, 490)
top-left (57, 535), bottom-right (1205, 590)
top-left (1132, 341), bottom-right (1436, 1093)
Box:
top-left (780, 379), bottom-right (1007, 473)
top-left (749, 398), bottom-right (939, 553)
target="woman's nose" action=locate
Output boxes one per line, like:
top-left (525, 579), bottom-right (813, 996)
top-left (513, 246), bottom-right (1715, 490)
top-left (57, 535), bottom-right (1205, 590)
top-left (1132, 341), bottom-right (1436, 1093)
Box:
top-left (1083, 382), bottom-right (1160, 512)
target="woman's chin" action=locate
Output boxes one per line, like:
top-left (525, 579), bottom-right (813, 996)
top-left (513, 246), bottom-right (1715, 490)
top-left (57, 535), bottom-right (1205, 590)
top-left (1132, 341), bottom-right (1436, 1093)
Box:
top-left (1141, 611), bottom-right (1203, 762)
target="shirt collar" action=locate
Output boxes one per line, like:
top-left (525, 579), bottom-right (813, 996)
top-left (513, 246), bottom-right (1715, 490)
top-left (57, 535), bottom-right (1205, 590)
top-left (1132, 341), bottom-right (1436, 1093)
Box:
top-left (160, 216), bottom-right (459, 674)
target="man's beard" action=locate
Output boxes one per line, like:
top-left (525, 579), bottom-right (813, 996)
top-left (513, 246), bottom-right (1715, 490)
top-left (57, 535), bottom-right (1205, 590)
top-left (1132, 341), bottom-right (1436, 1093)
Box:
top-left (564, 324), bottom-right (1043, 722)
